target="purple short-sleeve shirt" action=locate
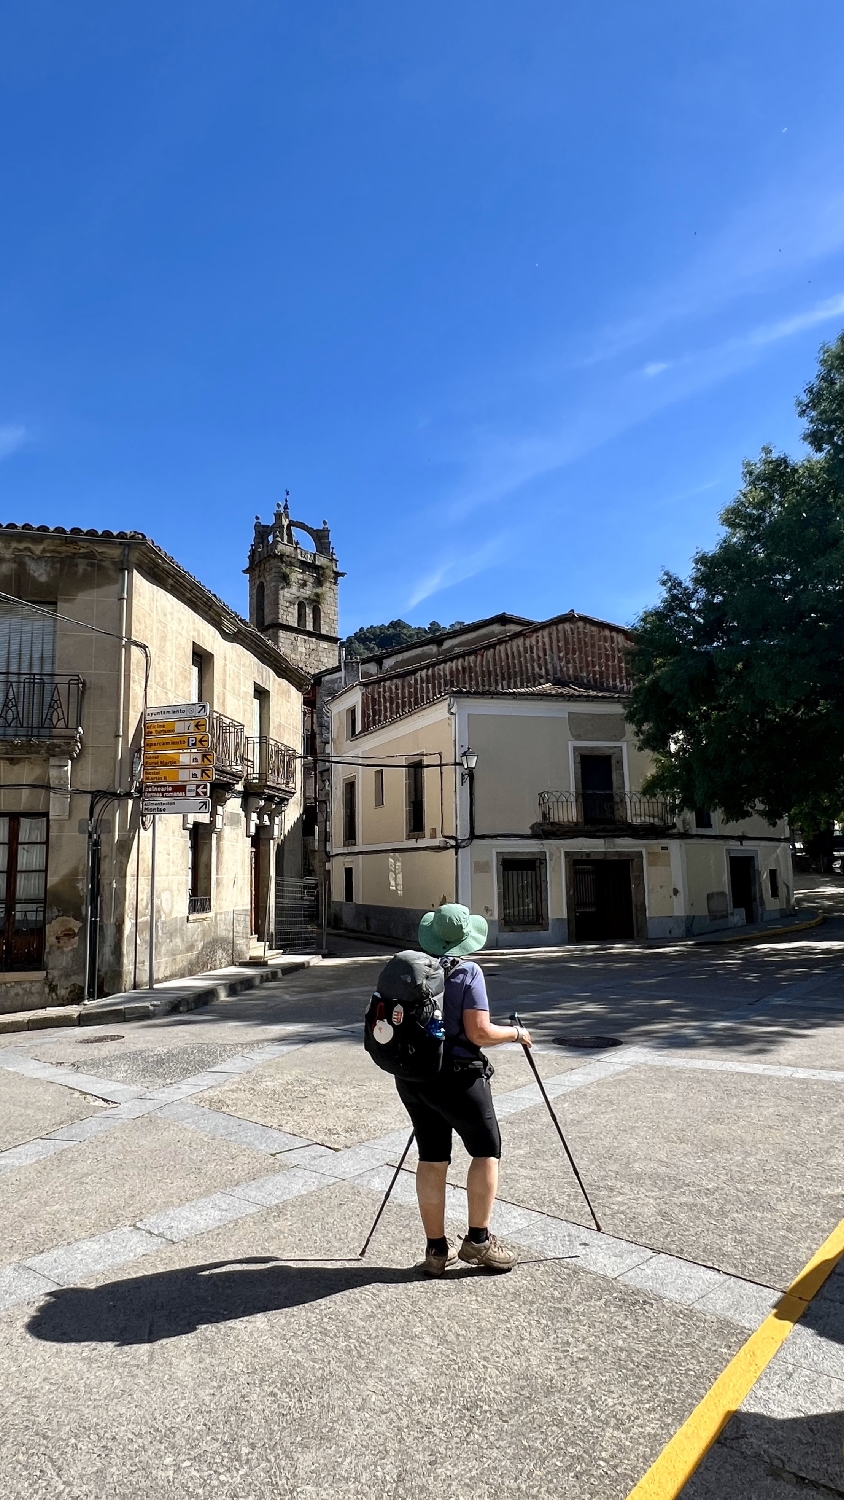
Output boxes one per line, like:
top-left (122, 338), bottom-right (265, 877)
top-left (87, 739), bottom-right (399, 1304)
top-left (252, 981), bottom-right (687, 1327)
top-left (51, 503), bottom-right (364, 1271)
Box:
top-left (441, 960), bottom-right (489, 1055)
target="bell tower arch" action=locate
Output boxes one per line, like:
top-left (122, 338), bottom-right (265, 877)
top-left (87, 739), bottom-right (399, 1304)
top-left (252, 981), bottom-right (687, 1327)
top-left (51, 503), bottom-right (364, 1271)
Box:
top-left (245, 494), bottom-right (343, 674)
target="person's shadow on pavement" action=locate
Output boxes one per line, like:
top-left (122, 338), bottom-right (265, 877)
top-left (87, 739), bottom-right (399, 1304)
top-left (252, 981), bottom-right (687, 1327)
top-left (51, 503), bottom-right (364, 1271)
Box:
top-left (26, 1257), bottom-right (462, 1347)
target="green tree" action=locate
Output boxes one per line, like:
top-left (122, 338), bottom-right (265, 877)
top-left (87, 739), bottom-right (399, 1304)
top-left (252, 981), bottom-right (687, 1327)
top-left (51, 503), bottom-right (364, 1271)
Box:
top-left (344, 618), bottom-right (466, 659)
top-left (627, 332), bottom-right (844, 830)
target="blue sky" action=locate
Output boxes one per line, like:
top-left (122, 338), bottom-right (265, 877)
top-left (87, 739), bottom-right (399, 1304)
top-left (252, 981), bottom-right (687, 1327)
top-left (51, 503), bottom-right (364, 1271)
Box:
top-left (2, 2), bottom-right (843, 633)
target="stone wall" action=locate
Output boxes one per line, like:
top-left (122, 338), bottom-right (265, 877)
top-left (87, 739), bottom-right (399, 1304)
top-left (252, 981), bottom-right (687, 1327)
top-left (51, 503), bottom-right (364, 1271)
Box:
top-left (0, 529), bottom-right (306, 1007)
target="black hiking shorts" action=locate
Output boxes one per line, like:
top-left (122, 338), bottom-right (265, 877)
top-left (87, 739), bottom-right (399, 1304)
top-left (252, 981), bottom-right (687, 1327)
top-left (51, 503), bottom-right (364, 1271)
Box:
top-left (396, 1068), bottom-right (502, 1162)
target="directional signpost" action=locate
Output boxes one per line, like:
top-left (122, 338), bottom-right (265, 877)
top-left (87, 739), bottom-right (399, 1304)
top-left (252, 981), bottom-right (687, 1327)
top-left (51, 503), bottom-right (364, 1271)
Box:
top-left (142, 702), bottom-right (213, 818)
top-left (142, 703), bottom-right (215, 992)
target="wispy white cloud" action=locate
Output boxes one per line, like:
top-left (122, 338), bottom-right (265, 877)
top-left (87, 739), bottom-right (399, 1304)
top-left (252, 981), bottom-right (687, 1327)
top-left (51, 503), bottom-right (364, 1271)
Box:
top-left (588, 170), bottom-right (844, 366)
top-left (437, 277), bottom-right (844, 527)
top-left (0, 426), bottom-right (26, 460)
top-left (641, 290), bottom-right (844, 380)
top-left (406, 532), bottom-right (507, 607)
top-left (406, 137), bottom-right (844, 574)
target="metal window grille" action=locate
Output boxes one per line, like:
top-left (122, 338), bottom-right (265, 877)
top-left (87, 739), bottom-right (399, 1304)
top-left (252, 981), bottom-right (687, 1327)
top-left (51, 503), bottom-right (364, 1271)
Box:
top-left (274, 877), bottom-right (320, 952)
top-left (500, 857), bottom-right (546, 928)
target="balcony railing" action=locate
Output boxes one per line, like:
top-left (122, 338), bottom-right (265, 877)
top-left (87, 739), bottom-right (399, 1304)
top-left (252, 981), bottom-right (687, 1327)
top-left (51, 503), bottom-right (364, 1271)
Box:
top-left (245, 735), bottom-right (297, 796)
top-left (188, 895), bottom-right (211, 915)
top-left (537, 789), bottom-right (677, 832)
top-left (210, 712), bottom-right (246, 782)
top-left (0, 674), bottom-right (84, 745)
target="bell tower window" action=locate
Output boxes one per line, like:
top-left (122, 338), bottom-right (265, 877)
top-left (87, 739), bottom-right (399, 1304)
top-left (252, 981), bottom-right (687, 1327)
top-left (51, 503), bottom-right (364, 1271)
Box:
top-left (246, 497), bottom-right (340, 672)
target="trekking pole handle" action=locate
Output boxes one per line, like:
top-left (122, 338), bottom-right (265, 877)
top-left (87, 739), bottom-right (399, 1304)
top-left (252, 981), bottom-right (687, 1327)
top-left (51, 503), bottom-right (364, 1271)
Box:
top-left (510, 1011), bottom-right (527, 1044)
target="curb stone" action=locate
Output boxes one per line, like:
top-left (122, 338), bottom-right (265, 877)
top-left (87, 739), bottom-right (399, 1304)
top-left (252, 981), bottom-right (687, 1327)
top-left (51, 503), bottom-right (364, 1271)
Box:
top-left (691, 911), bottom-right (823, 945)
top-left (0, 956), bottom-right (321, 1036)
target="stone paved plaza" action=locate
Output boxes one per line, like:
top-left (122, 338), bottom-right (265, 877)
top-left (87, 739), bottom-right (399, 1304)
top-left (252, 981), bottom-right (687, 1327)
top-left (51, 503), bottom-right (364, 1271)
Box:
top-left (2, 904), bottom-right (844, 1498)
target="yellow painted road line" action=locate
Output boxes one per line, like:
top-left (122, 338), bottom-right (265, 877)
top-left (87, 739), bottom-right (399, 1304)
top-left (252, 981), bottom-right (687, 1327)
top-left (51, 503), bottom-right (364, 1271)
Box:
top-left (626, 1215), bottom-right (844, 1499)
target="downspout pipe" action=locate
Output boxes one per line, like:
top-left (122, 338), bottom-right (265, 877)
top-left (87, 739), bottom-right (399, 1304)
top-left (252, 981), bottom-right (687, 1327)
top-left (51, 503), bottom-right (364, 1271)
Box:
top-left (115, 544), bottom-right (130, 791)
top-left (447, 696), bottom-right (459, 902)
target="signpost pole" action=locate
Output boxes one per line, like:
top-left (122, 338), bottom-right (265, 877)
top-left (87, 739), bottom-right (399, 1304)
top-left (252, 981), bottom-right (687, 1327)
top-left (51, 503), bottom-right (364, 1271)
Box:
top-left (148, 815), bottom-right (157, 990)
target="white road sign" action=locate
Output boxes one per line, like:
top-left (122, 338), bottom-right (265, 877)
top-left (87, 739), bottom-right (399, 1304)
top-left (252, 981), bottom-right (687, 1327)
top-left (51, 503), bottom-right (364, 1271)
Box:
top-left (142, 794), bottom-right (212, 818)
top-left (145, 702), bottom-right (210, 722)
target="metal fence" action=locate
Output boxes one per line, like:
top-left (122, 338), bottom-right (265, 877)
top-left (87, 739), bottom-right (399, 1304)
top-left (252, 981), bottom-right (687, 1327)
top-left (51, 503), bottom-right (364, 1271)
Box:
top-left (274, 877), bottom-right (320, 953)
top-left (537, 789), bottom-right (676, 830)
top-left (245, 735), bottom-right (297, 794)
top-left (210, 712), bottom-right (246, 780)
top-left (0, 674), bottom-right (84, 740)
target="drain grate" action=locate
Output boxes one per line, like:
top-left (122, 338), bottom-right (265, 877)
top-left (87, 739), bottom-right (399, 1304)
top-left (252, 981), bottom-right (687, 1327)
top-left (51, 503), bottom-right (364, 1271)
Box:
top-left (77, 1033), bottom-right (124, 1044)
top-left (553, 1035), bottom-right (622, 1050)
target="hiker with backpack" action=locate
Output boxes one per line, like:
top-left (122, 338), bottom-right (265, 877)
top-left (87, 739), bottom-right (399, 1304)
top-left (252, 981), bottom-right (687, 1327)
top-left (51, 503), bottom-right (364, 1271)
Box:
top-left (364, 903), bottom-right (531, 1277)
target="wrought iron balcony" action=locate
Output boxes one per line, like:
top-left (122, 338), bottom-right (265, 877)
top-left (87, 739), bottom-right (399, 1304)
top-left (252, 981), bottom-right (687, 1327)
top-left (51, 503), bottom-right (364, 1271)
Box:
top-left (244, 735), bottom-right (297, 796)
top-left (536, 789), bottom-right (677, 833)
top-left (209, 712), bottom-right (246, 782)
top-left (188, 895), bottom-right (212, 915)
top-left (0, 674), bottom-right (84, 753)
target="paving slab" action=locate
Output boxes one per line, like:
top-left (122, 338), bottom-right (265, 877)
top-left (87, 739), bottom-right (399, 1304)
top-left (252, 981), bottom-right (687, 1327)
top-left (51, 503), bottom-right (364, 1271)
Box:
top-left (485, 1041), bottom-right (595, 1094)
top-left (490, 1065), bottom-right (844, 1287)
top-left (706, 1375), bottom-right (844, 1494)
top-left (156, 1099), bottom-right (311, 1154)
top-left (25, 1227), bottom-right (166, 1287)
top-left (680, 1436), bottom-right (837, 1498)
top-left (0, 1264), bottom-right (59, 1313)
top-left (198, 1039), bottom-right (413, 1148)
top-left (0, 1181), bottom-right (746, 1500)
top-left (26, 1037), bottom-right (259, 1088)
top-left (0, 1116), bottom-right (272, 1267)
top-left (0, 1069), bottom-right (102, 1151)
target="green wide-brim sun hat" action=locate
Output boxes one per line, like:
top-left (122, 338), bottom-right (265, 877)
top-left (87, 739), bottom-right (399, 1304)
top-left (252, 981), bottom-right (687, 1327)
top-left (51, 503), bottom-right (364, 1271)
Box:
top-left (418, 903), bottom-right (489, 958)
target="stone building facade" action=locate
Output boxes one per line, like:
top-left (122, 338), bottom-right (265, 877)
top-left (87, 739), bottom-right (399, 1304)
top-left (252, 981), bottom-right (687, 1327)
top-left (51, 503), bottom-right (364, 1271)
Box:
top-left (246, 496), bottom-right (343, 675)
top-left (0, 522), bottom-right (309, 1014)
top-left (327, 612), bottom-right (794, 946)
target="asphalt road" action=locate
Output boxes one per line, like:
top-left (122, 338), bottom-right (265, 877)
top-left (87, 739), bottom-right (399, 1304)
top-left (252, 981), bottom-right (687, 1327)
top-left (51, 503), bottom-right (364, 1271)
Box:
top-left (2, 908), bottom-right (844, 1498)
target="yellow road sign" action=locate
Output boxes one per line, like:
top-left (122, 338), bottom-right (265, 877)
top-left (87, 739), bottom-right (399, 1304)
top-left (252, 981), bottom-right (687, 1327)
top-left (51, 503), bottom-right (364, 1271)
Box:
top-left (143, 751), bottom-right (214, 768)
top-left (144, 717), bottom-right (209, 735)
top-left (143, 766), bottom-right (213, 784)
top-left (144, 733), bottom-right (211, 752)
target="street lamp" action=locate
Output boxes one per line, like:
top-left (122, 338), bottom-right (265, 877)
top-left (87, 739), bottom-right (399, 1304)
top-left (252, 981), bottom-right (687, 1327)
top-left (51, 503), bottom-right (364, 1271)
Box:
top-left (460, 748), bottom-right (478, 840)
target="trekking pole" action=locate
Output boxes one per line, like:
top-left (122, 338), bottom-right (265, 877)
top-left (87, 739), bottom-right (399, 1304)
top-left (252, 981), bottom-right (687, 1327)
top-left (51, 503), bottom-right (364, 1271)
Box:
top-left (358, 1130), bottom-right (415, 1258)
top-left (510, 1012), bottom-right (602, 1233)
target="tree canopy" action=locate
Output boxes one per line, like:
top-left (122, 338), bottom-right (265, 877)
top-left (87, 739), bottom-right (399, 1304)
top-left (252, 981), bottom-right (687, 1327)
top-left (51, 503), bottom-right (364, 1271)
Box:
top-left (344, 618), bottom-right (466, 659)
top-left (627, 332), bottom-right (844, 830)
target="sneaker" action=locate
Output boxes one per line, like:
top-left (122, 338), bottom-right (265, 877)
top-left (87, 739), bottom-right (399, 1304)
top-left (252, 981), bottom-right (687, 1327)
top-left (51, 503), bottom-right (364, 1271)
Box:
top-left (458, 1234), bottom-right (518, 1273)
top-left (420, 1240), bottom-right (458, 1277)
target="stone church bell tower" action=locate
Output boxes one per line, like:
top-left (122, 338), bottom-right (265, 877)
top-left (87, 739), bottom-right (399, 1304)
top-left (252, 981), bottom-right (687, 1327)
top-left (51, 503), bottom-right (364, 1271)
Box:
top-left (245, 495), bottom-right (343, 675)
